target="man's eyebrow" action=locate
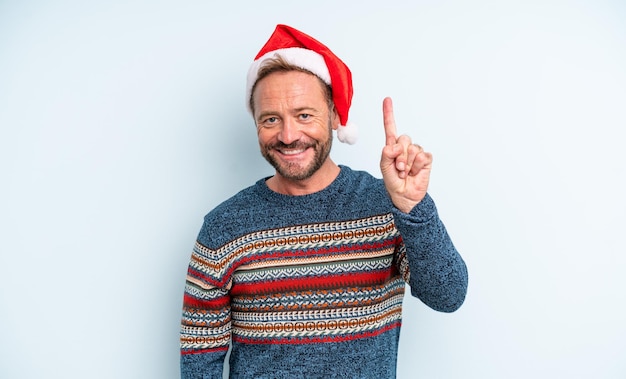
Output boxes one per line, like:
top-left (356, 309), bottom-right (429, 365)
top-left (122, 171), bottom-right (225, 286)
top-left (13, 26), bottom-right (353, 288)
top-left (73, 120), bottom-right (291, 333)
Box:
top-left (256, 111), bottom-right (276, 120)
top-left (293, 107), bottom-right (319, 114)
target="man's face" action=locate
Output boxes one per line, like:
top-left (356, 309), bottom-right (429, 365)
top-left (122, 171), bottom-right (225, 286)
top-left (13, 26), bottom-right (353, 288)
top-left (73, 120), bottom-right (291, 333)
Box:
top-left (252, 71), bottom-right (338, 181)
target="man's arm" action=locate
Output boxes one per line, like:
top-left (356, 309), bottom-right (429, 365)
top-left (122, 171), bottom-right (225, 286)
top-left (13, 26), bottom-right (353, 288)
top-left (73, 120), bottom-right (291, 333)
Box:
top-left (380, 97), bottom-right (467, 311)
top-left (393, 194), bottom-right (468, 312)
top-left (180, 240), bottom-right (232, 379)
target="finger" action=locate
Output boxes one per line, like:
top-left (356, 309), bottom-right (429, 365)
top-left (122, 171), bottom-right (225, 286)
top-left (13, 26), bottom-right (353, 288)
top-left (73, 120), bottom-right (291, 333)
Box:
top-left (380, 144), bottom-right (404, 178)
top-left (408, 150), bottom-right (433, 176)
top-left (381, 143), bottom-right (402, 166)
top-left (383, 97), bottom-right (397, 146)
top-left (405, 144), bottom-right (421, 174)
top-left (395, 135), bottom-right (412, 174)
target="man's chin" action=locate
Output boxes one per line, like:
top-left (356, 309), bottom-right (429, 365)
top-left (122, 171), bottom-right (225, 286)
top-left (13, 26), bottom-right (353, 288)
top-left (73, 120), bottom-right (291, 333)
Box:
top-left (274, 165), bottom-right (316, 181)
top-left (263, 146), bottom-right (329, 182)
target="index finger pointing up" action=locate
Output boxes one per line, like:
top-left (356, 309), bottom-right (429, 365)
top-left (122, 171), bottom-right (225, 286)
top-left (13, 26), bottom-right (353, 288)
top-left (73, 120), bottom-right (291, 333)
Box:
top-left (383, 97), bottom-right (397, 146)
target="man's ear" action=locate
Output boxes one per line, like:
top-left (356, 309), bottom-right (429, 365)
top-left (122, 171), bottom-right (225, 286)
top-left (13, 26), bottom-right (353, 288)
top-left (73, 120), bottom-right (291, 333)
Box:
top-left (331, 107), bottom-right (340, 131)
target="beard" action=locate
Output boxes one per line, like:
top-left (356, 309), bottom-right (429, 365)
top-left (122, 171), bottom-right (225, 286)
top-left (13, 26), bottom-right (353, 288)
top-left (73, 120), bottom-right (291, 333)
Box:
top-left (260, 122), bottom-right (333, 181)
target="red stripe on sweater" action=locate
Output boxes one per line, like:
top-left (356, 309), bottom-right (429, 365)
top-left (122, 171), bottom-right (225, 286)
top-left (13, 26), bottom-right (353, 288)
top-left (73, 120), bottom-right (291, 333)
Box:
top-left (181, 345), bottom-right (229, 356)
top-left (183, 293), bottom-right (230, 310)
top-left (230, 267), bottom-right (398, 296)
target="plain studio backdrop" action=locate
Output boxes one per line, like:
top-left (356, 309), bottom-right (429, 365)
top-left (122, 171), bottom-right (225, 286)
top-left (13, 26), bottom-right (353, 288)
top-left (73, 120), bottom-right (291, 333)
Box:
top-left (1, 1), bottom-right (625, 378)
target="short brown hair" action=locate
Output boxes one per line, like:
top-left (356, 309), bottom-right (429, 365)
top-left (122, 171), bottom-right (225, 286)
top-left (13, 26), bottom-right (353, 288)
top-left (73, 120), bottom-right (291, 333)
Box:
top-left (249, 54), bottom-right (334, 115)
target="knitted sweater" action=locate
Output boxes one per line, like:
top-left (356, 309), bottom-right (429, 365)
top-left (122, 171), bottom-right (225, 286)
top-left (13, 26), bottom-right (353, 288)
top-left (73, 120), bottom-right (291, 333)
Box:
top-left (180, 166), bottom-right (468, 379)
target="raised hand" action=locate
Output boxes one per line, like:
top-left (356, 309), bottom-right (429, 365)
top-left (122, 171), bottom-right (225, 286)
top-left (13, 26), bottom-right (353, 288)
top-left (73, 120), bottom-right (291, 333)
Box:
top-left (380, 97), bottom-right (433, 213)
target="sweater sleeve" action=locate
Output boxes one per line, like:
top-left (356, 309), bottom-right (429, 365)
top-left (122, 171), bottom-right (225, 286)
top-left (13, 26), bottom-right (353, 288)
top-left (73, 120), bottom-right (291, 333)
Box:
top-left (392, 193), bottom-right (468, 312)
top-left (180, 226), bottom-right (232, 378)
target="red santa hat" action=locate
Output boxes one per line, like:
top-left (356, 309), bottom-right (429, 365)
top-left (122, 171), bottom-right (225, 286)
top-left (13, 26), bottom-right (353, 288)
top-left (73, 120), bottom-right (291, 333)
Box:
top-left (246, 24), bottom-right (357, 144)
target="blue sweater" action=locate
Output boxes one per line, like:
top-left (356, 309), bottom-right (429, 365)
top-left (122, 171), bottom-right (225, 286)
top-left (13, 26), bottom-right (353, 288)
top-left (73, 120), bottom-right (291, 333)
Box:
top-left (180, 166), bottom-right (468, 378)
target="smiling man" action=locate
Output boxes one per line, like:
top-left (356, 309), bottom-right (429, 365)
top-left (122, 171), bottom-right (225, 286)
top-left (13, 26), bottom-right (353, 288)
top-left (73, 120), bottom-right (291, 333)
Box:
top-left (180, 24), bottom-right (468, 379)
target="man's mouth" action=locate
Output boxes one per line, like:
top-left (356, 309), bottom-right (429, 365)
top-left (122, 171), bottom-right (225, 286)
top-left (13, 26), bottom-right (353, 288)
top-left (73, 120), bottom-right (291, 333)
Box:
top-left (277, 147), bottom-right (307, 156)
top-left (271, 142), bottom-right (313, 157)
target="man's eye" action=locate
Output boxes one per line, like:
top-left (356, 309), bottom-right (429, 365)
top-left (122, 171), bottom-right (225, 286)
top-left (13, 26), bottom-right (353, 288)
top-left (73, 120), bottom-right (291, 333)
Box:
top-left (266, 117), bottom-right (278, 123)
top-left (299, 114), bottom-right (310, 120)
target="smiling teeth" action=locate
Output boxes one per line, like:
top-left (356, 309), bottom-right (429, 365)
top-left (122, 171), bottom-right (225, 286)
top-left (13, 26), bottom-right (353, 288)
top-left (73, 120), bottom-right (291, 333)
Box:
top-left (280, 149), bottom-right (306, 155)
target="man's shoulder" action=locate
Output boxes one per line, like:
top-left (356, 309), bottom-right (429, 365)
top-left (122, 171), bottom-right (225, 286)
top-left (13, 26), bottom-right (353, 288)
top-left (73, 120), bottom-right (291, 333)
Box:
top-left (196, 180), bottom-right (268, 247)
top-left (340, 165), bottom-right (378, 181)
top-left (340, 165), bottom-right (386, 194)
top-left (205, 181), bottom-right (262, 220)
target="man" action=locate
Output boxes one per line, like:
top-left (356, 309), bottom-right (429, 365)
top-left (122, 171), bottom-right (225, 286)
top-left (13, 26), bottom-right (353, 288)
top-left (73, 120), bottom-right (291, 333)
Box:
top-left (180, 24), bottom-right (468, 378)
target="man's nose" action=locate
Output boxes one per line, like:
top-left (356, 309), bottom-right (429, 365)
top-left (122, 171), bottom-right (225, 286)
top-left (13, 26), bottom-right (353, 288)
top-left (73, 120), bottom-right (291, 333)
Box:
top-left (278, 117), bottom-right (301, 144)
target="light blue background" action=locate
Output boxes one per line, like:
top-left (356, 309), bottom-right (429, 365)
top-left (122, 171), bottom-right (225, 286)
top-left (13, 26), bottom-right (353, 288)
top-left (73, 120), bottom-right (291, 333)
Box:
top-left (1, 1), bottom-right (625, 378)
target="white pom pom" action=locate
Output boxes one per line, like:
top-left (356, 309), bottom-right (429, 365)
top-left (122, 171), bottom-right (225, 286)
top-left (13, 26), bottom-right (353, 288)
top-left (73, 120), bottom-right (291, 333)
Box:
top-left (336, 122), bottom-right (358, 144)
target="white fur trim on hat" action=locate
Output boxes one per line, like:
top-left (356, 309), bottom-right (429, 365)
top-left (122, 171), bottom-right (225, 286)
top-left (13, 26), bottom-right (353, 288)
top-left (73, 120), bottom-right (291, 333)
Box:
top-left (246, 47), bottom-right (330, 114)
top-left (337, 121), bottom-right (358, 145)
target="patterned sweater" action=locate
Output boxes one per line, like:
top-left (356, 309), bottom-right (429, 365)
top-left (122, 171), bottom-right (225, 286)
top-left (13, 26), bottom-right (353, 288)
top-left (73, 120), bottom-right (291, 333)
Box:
top-left (180, 166), bottom-right (468, 378)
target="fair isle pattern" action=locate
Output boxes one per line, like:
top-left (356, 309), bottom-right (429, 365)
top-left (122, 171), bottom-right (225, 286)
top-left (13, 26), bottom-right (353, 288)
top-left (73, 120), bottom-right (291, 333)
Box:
top-left (180, 282), bottom-right (231, 353)
top-left (187, 214), bottom-right (402, 288)
top-left (232, 285), bottom-right (405, 343)
top-left (232, 279), bottom-right (404, 311)
top-left (233, 254), bottom-right (394, 283)
top-left (181, 213), bottom-right (410, 353)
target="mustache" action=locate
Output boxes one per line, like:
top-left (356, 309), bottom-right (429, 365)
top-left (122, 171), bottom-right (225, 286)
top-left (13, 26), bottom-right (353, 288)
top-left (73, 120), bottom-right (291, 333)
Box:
top-left (267, 141), bottom-right (315, 150)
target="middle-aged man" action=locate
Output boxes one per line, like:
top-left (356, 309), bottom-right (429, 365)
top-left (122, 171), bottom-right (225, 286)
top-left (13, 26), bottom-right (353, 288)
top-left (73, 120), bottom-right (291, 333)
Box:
top-left (180, 24), bottom-right (468, 378)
